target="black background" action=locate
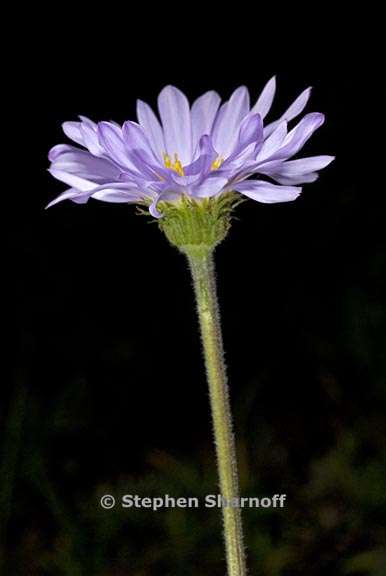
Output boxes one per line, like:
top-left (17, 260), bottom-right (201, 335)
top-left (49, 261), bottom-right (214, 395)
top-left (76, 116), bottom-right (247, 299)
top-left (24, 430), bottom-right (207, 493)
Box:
top-left (4, 11), bottom-right (385, 576)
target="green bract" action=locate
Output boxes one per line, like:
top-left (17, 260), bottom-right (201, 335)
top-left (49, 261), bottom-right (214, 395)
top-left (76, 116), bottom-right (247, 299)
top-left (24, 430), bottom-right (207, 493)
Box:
top-left (156, 193), bottom-right (243, 254)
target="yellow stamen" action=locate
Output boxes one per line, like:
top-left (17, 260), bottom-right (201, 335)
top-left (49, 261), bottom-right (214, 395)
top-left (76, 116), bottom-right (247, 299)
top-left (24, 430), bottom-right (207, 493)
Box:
top-left (163, 153), bottom-right (172, 169)
top-left (164, 152), bottom-right (223, 176)
top-left (163, 152), bottom-right (185, 176)
top-left (211, 156), bottom-right (224, 171)
top-left (173, 153), bottom-right (185, 176)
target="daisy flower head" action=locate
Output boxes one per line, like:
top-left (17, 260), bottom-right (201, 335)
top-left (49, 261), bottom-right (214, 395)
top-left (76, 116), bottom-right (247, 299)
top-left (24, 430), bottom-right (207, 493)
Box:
top-left (48, 79), bottom-right (334, 248)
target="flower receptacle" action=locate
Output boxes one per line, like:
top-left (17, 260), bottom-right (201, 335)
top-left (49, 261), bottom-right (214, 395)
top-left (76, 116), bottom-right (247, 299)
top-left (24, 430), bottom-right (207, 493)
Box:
top-left (157, 193), bottom-right (242, 255)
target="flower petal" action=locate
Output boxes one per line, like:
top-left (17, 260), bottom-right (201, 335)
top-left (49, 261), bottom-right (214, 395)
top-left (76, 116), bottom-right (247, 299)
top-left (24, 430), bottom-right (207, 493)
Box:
top-left (221, 114), bottom-right (263, 172)
top-left (256, 121), bottom-right (287, 162)
top-left (97, 122), bottom-right (137, 171)
top-left (50, 147), bottom-right (121, 182)
top-left (123, 121), bottom-right (156, 158)
top-left (122, 125), bottom-right (170, 181)
top-left (136, 100), bottom-right (165, 162)
top-left (259, 113), bottom-right (325, 164)
top-left (193, 175), bottom-right (228, 198)
top-left (49, 144), bottom-right (75, 162)
top-left (234, 180), bottom-right (301, 203)
top-left (46, 188), bottom-right (88, 208)
top-left (78, 115), bottom-right (97, 129)
top-left (48, 168), bottom-right (97, 191)
top-left (212, 86), bottom-right (250, 157)
top-left (273, 155), bottom-right (335, 176)
top-left (251, 76), bottom-right (276, 119)
top-left (280, 87), bottom-right (312, 121)
top-left (264, 87), bottom-right (312, 137)
top-left (191, 90), bottom-right (221, 153)
top-left (282, 113), bottom-right (324, 150)
top-left (80, 122), bottom-right (105, 156)
top-left (91, 189), bottom-right (143, 203)
top-left (184, 134), bottom-right (218, 177)
top-left (263, 155), bottom-right (334, 185)
top-left (238, 113), bottom-right (263, 150)
top-left (158, 85), bottom-right (192, 164)
top-left (62, 121), bottom-right (85, 146)
top-left (46, 181), bottom-right (144, 208)
top-left (271, 172), bottom-right (320, 185)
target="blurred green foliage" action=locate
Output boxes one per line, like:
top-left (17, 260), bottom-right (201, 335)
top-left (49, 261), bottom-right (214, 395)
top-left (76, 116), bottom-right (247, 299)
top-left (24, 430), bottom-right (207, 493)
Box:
top-left (1, 369), bottom-right (385, 576)
top-left (2, 246), bottom-right (385, 575)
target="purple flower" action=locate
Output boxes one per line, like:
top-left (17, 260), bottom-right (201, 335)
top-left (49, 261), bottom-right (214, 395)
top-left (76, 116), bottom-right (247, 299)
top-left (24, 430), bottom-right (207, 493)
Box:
top-left (47, 79), bottom-right (334, 217)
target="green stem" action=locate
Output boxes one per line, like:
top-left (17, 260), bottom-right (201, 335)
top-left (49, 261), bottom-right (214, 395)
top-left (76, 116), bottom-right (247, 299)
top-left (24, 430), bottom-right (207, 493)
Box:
top-left (184, 245), bottom-right (247, 576)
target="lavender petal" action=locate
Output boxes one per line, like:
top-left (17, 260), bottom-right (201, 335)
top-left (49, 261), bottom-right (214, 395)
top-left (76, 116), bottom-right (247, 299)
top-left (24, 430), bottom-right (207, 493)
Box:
top-left (234, 180), bottom-right (301, 203)
top-left (158, 85), bottom-right (192, 164)
top-left (251, 76), bottom-right (276, 119)
top-left (136, 99), bottom-right (165, 162)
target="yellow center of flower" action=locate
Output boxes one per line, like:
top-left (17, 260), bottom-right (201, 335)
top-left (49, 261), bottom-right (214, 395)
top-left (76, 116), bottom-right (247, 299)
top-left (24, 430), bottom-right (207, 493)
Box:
top-left (163, 153), bottom-right (224, 176)
top-left (164, 153), bottom-right (185, 176)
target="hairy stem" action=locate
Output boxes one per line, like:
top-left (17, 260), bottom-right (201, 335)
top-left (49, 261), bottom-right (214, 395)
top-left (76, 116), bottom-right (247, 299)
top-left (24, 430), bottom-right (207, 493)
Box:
top-left (184, 245), bottom-right (247, 576)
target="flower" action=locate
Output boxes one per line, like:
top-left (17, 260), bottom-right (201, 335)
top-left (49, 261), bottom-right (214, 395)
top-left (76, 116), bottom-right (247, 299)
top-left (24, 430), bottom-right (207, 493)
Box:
top-left (47, 79), bottom-right (334, 217)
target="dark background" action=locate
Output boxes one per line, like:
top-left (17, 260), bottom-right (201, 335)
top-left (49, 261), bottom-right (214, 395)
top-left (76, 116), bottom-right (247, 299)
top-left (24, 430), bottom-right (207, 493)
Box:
top-left (3, 12), bottom-right (385, 576)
